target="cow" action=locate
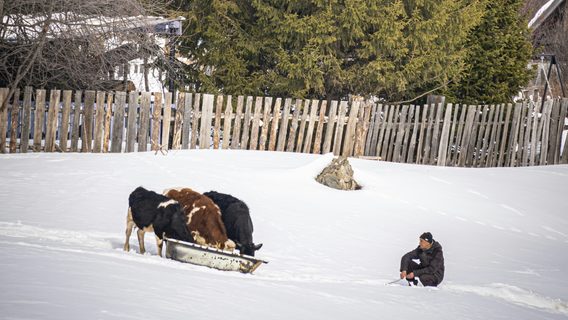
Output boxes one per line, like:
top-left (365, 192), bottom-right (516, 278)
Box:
top-left (124, 186), bottom-right (193, 256)
top-left (163, 188), bottom-right (236, 251)
top-left (203, 191), bottom-right (262, 257)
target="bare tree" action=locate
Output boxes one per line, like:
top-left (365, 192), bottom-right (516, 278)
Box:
top-left (0, 0), bottom-right (169, 112)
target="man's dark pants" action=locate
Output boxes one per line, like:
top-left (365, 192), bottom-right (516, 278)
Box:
top-left (406, 261), bottom-right (439, 287)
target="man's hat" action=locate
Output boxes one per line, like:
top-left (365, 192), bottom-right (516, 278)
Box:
top-left (420, 232), bottom-right (434, 244)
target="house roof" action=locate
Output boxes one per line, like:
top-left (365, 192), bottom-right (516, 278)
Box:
top-left (528, 0), bottom-right (565, 29)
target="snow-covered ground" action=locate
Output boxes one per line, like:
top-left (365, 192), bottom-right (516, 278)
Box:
top-left (1, 150), bottom-right (567, 319)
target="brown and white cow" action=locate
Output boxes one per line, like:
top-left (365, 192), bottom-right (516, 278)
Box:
top-left (163, 187), bottom-right (236, 251)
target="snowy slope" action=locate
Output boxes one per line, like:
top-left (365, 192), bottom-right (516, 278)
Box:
top-left (1, 150), bottom-right (567, 319)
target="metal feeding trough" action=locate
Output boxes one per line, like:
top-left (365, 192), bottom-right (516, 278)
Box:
top-left (163, 237), bottom-right (268, 273)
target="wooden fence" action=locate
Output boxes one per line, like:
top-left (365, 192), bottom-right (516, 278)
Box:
top-left (1, 87), bottom-right (567, 167)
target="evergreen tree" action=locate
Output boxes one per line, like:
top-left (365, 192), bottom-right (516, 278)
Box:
top-left (447, 0), bottom-right (534, 104)
top-left (176, 0), bottom-right (485, 101)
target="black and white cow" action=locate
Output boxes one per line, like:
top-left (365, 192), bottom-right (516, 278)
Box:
top-left (203, 191), bottom-right (262, 256)
top-left (124, 186), bottom-right (193, 256)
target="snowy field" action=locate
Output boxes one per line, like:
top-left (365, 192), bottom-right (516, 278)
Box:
top-left (1, 150), bottom-right (567, 319)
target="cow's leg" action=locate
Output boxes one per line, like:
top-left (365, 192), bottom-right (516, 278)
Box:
top-left (137, 228), bottom-right (146, 254)
top-left (156, 236), bottom-right (163, 257)
top-left (124, 208), bottom-right (135, 252)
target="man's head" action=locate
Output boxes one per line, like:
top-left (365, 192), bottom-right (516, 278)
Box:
top-left (419, 232), bottom-right (434, 249)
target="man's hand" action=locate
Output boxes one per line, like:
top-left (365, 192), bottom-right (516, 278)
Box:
top-left (405, 272), bottom-right (414, 280)
top-left (400, 271), bottom-right (407, 279)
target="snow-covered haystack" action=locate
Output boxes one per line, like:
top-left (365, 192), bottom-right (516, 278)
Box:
top-left (315, 156), bottom-right (361, 190)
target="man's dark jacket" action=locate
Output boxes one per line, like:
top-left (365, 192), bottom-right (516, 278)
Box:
top-left (400, 241), bottom-right (445, 283)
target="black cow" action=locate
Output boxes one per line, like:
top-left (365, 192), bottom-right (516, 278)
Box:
top-left (203, 191), bottom-right (262, 256)
top-left (124, 186), bottom-right (193, 256)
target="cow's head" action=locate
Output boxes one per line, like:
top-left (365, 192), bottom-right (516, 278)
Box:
top-left (236, 242), bottom-right (263, 257)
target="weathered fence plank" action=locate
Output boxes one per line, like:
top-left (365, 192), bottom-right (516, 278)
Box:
top-left (241, 96), bottom-right (253, 150)
top-left (161, 92), bottom-right (172, 150)
top-left (507, 103), bottom-right (523, 166)
top-left (111, 92), bottom-right (126, 153)
top-left (182, 93), bottom-right (193, 150)
top-left (322, 100), bottom-right (338, 154)
top-left (151, 92), bottom-right (162, 151)
top-left (529, 101), bottom-right (543, 166)
top-left (445, 104), bottom-right (459, 165)
top-left (249, 97), bottom-right (263, 151)
top-left (407, 106), bottom-right (420, 163)
top-left (9, 89), bottom-right (20, 153)
top-left (415, 105), bottom-right (428, 164)
top-left (393, 105), bottom-right (409, 162)
top-left (172, 91), bottom-right (185, 150)
top-left (497, 104), bottom-right (511, 167)
top-left (286, 99), bottom-right (301, 152)
top-left (520, 102), bottom-right (532, 165)
top-left (354, 101), bottom-right (372, 157)
top-left (33, 89), bottom-right (47, 151)
top-left (379, 105), bottom-right (393, 160)
top-left (386, 105), bottom-right (400, 162)
top-left (477, 105), bottom-right (494, 167)
top-left (489, 104), bottom-right (505, 167)
top-left (555, 99), bottom-right (568, 163)
top-left (333, 101), bottom-right (348, 156)
top-left (137, 92), bottom-right (151, 152)
top-left (45, 89), bottom-right (61, 152)
top-left (303, 99), bottom-right (319, 153)
top-left (276, 98), bottom-right (291, 152)
top-left (81, 90), bottom-right (96, 153)
top-left (313, 100), bottom-right (327, 154)
top-left (365, 104), bottom-right (379, 156)
top-left (296, 100), bottom-right (310, 153)
top-left (539, 99), bottom-right (553, 165)
top-left (213, 95), bottom-right (223, 149)
top-left (20, 87), bottom-right (33, 153)
top-left (422, 104), bottom-right (435, 164)
top-left (458, 105), bottom-right (477, 166)
top-left (561, 99), bottom-right (568, 164)
top-left (231, 96), bottom-right (244, 149)
top-left (59, 90), bottom-right (73, 152)
top-left (71, 91), bottom-right (82, 152)
top-left (437, 103), bottom-right (453, 166)
top-left (259, 97), bottom-right (272, 151)
top-left (485, 104), bottom-right (500, 167)
top-left (430, 101), bottom-right (445, 165)
top-left (222, 95), bottom-right (233, 150)
top-left (199, 94), bottom-right (214, 149)
top-left (92, 91), bottom-right (106, 153)
top-left (268, 98), bottom-right (282, 151)
top-left (125, 91), bottom-right (138, 153)
top-left (190, 93), bottom-right (201, 149)
top-left (465, 106), bottom-right (482, 167)
top-left (342, 99), bottom-right (361, 157)
top-left (375, 104), bottom-right (389, 159)
top-left (0, 88), bottom-right (8, 153)
top-left (400, 105), bottom-right (414, 162)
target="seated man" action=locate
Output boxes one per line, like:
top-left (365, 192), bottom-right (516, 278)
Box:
top-left (400, 232), bottom-right (444, 287)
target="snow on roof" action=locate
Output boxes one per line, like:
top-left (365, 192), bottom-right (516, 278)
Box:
top-left (528, 0), bottom-right (565, 29)
top-left (1, 13), bottom-right (183, 41)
